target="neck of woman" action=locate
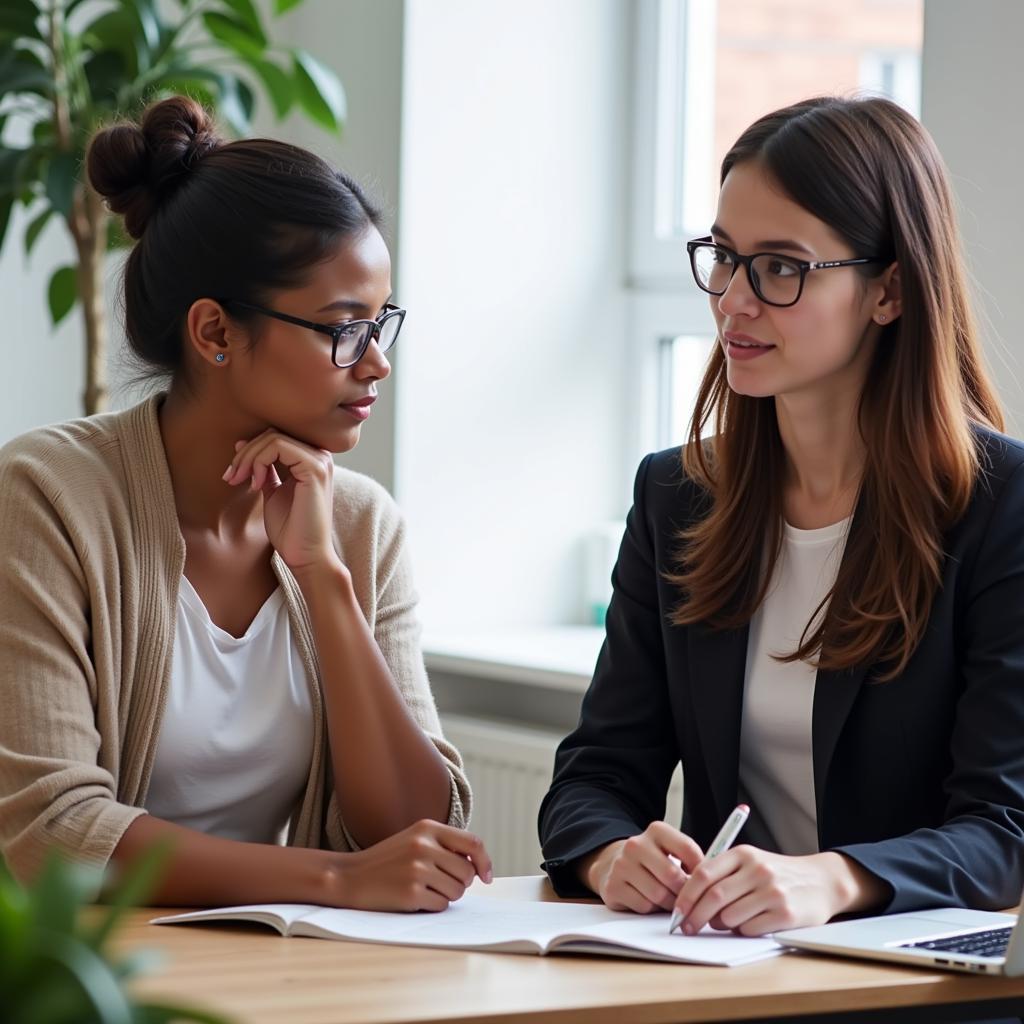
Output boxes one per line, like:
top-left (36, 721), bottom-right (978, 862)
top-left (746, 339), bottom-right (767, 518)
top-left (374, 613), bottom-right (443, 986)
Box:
top-left (775, 389), bottom-right (865, 529)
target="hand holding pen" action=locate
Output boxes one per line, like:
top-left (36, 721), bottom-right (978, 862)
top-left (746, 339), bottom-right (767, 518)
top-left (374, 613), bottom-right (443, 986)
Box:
top-left (669, 804), bottom-right (750, 934)
top-left (667, 804), bottom-right (878, 937)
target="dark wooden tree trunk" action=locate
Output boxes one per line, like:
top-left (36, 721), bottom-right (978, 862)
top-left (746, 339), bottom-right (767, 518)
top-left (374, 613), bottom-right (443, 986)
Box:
top-left (51, 5), bottom-right (109, 416)
top-left (74, 183), bottom-right (108, 415)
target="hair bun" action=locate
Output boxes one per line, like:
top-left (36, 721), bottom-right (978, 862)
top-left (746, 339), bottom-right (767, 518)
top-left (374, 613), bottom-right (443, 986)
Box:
top-left (86, 95), bottom-right (223, 239)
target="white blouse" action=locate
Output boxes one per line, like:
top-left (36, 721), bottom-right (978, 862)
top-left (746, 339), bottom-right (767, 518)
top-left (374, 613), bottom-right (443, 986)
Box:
top-left (738, 516), bottom-right (850, 856)
top-left (144, 576), bottom-right (314, 844)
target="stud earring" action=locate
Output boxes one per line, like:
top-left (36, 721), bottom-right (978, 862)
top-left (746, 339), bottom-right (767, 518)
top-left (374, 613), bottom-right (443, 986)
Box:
top-left (215, 353), bottom-right (226, 363)
top-left (877, 315), bottom-right (887, 324)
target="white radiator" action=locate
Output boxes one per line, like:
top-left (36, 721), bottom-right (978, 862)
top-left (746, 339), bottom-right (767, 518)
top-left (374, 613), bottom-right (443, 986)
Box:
top-left (442, 712), bottom-right (684, 877)
top-left (441, 713), bottom-right (559, 876)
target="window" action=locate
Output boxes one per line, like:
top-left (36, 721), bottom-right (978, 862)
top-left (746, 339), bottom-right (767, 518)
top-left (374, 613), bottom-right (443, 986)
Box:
top-left (628, 0), bottom-right (924, 461)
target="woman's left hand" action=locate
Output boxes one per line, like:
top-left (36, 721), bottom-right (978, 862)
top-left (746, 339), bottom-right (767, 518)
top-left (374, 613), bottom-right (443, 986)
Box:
top-left (223, 429), bottom-right (337, 572)
top-left (671, 847), bottom-right (876, 937)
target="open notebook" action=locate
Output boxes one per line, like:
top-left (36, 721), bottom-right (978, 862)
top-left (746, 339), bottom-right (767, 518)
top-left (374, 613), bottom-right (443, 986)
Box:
top-left (152, 894), bottom-right (781, 966)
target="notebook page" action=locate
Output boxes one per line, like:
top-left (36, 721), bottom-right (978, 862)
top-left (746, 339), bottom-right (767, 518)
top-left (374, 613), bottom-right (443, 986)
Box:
top-left (555, 913), bottom-right (782, 965)
top-left (296, 895), bottom-right (627, 950)
top-left (151, 903), bottom-right (318, 933)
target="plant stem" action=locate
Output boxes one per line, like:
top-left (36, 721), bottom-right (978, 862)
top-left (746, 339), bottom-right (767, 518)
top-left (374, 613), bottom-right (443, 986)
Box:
top-left (48, 5), bottom-right (72, 153)
top-left (77, 188), bottom-right (108, 415)
top-left (50, 1), bottom-right (108, 415)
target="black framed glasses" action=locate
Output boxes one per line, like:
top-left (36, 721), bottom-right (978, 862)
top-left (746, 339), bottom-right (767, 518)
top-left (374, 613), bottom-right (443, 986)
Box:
top-left (221, 299), bottom-right (406, 368)
top-left (686, 236), bottom-right (888, 308)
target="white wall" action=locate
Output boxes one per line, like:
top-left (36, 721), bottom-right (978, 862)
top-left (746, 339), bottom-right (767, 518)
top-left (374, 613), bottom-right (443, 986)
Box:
top-left (921, 0), bottom-right (1024, 435)
top-left (395, 0), bottom-right (631, 629)
top-left (0, 206), bottom-right (91, 442)
top-left (276, 0), bottom-right (405, 491)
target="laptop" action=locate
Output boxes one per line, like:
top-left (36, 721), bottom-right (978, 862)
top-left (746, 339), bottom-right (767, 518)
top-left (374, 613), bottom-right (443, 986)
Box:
top-left (775, 906), bottom-right (1024, 976)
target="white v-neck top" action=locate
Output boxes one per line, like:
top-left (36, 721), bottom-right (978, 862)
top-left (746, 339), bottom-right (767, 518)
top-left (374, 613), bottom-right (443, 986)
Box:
top-left (144, 576), bottom-right (314, 844)
top-left (738, 516), bottom-right (851, 856)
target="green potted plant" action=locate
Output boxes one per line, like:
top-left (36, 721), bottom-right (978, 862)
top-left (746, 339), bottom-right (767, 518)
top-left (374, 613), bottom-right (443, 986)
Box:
top-left (0, 849), bottom-right (227, 1023)
top-left (0, 0), bottom-right (347, 414)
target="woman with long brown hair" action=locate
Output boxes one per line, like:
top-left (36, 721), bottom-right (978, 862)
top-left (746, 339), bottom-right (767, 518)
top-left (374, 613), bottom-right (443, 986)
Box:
top-left (539, 95), bottom-right (1024, 937)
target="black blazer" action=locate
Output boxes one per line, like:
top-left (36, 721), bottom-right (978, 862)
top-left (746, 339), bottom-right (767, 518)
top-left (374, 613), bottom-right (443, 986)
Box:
top-left (539, 427), bottom-right (1024, 911)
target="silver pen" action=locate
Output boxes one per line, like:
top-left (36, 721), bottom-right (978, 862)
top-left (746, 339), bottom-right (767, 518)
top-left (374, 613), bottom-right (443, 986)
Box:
top-left (669, 803), bottom-right (750, 934)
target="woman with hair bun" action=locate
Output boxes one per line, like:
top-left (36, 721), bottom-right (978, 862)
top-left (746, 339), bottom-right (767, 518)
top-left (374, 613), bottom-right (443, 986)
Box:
top-left (540, 95), bottom-right (1024, 937)
top-left (0, 95), bottom-right (491, 910)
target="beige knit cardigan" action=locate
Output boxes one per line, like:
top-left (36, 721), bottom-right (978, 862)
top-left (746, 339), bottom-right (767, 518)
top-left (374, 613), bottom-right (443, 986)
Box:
top-left (0, 395), bottom-right (470, 882)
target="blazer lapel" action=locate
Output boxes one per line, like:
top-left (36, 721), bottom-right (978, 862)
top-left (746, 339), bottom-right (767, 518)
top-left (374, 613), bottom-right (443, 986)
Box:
top-left (812, 663), bottom-right (869, 830)
top-left (687, 621), bottom-right (750, 824)
top-left (811, 491), bottom-right (872, 831)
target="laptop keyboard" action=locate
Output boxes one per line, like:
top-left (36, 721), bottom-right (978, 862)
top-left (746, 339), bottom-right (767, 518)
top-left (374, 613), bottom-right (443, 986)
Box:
top-left (902, 926), bottom-right (1013, 959)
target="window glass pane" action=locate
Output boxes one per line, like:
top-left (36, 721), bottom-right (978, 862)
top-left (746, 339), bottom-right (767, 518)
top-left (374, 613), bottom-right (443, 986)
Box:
top-left (662, 334), bottom-right (715, 448)
top-left (682, 0), bottom-right (923, 236)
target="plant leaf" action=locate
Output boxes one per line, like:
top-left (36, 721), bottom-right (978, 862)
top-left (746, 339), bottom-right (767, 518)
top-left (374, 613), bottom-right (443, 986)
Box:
top-left (134, 1002), bottom-right (231, 1023)
top-left (0, 0), bottom-right (42, 42)
top-left (87, 842), bottom-right (172, 950)
top-left (239, 55), bottom-right (294, 118)
top-left (202, 11), bottom-right (265, 60)
top-left (29, 854), bottom-right (78, 934)
top-left (149, 62), bottom-right (256, 137)
top-left (31, 117), bottom-right (53, 143)
top-left (24, 203), bottom-right (51, 255)
top-left (84, 48), bottom-right (128, 107)
top-left (82, 7), bottom-right (140, 82)
top-left (0, 195), bottom-right (11, 259)
top-left (14, 143), bottom-right (49, 199)
top-left (29, 854), bottom-right (101, 938)
top-left (27, 933), bottom-right (134, 1024)
top-left (0, 859), bottom-right (31, 991)
top-left (48, 264), bottom-right (78, 326)
top-left (0, 45), bottom-right (52, 97)
top-left (124, 0), bottom-right (162, 54)
top-left (215, 72), bottom-right (254, 135)
top-left (0, 146), bottom-right (26, 197)
top-left (236, 74), bottom-right (255, 124)
top-left (292, 49), bottom-right (345, 134)
top-left (217, 0), bottom-right (266, 41)
top-left (44, 151), bottom-right (78, 220)
top-left (66, 0), bottom-right (97, 18)
top-left (0, 854), bottom-right (229, 1024)
top-left (274, 0), bottom-right (305, 14)
top-left (6, 964), bottom-right (94, 1024)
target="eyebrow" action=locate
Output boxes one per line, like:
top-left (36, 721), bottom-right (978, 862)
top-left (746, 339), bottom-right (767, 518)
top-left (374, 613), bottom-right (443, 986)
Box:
top-left (316, 294), bottom-right (394, 315)
top-left (710, 225), bottom-right (814, 257)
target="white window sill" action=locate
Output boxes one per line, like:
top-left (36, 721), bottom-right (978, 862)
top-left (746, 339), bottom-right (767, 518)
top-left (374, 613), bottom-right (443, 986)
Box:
top-left (423, 626), bottom-right (605, 693)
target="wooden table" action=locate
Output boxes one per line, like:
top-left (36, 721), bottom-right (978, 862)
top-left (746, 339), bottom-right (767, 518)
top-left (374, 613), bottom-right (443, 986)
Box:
top-left (113, 876), bottom-right (1024, 1024)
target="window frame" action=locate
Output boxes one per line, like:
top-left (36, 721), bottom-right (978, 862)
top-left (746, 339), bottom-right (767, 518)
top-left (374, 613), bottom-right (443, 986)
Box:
top-left (629, 0), bottom-right (719, 288)
top-left (626, 0), bottom-right (717, 477)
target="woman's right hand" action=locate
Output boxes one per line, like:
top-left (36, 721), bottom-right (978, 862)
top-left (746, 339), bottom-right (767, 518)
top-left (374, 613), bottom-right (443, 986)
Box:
top-left (327, 819), bottom-right (493, 912)
top-left (580, 822), bottom-right (704, 913)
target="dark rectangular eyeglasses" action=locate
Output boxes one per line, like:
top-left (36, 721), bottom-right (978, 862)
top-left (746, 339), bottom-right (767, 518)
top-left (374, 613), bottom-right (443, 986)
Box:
top-left (686, 236), bottom-right (887, 308)
top-left (220, 299), bottom-right (406, 368)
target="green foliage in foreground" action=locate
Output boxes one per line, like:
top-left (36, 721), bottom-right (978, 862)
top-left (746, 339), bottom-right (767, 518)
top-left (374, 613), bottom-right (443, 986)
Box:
top-left (0, 847), bottom-right (227, 1024)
